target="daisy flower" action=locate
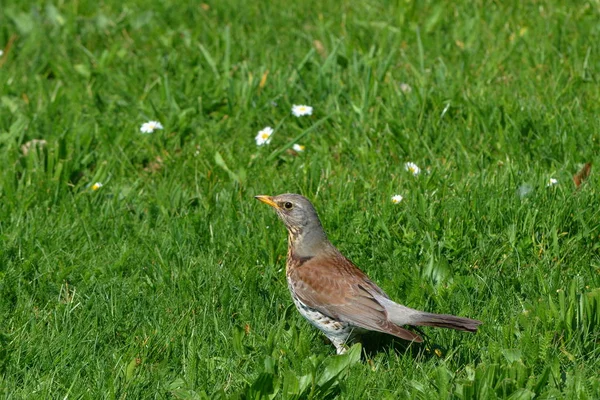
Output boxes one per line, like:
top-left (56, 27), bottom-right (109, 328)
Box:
top-left (391, 194), bottom-right (403, 204)
top-left (405, 162), bottom-right (421, 176)
top-left (292, 104), bottom-right (313, 117)
top-left (399, 83), bottom-right (412, 93)
top-left (91, 182), bottom-right (103, 191)
top-left (140, 121), bottom-right (163, 134)
top-left (517, 183), bottom-right (533, 198)
top-left (546, 178), bottom-right (558, 187)
top-left (255, 126), bottom-right (274, 146)
top-left (21, 139), bottom-right (47, 156)
top-left (292, 144), bottom-right (305, 152)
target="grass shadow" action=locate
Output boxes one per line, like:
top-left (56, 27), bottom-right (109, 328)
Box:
top-left (360, 331), bottom-right (453, 362)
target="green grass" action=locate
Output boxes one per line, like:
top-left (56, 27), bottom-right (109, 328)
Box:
top-left (1, 0), bottom-right (600, 398)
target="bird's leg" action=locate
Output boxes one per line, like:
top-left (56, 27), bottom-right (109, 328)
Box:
top-left (328, 330), bottom-right (361, 355)
top-left (332, 339), bottom-right (348, 355)
top-left (324, 333), bottom-right (350, 354)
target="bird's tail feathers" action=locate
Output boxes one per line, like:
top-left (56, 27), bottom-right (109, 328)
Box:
top-left (408, 311), bottom-right (482, 332)
top-left (381, 299), bottom-right (482, 332)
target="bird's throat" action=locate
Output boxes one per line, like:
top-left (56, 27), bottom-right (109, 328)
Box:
top-left (286, 226), bottom-right (329, 261)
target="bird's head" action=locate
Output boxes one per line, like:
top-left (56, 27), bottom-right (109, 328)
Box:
top-left (254, 193), bottom-right (318, 232)
top-left (255, 193), bottom-right (330, 256)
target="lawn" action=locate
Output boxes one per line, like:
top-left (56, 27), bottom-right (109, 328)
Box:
top-left (1, 0), bottom-right (599, 398)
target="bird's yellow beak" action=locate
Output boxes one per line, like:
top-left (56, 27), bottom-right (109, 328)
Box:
top-left (255, 195), bottom-right (279, 209)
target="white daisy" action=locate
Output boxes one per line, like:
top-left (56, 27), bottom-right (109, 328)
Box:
top-left (292, 144), bottom-right (305, 152)
top-left (546, 178), bottom-right (558, 187)
top-left (255, 126), bottom-right (274, 146)
top-left (292, 104), bottom-right (313, 117)
top-left (399, 83), bottom-right (412, 93)
top-left (91, 182), bottom-right (103, 191)
top-left (0, 50), bottom-right (3, 57)
top-left (517, 183), bottom-right (533, 198)
top-left (140, 121), bottom-right (163, 134)
top-left (391, 194), bottom-right (403, 204)
top-left (405, 162), bottom-right (421, 176)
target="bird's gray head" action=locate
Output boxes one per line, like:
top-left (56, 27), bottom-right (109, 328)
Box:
top-left (255, 193), bottom-right (330, 256)
top-left (255, 193), bottom-right (319, 233)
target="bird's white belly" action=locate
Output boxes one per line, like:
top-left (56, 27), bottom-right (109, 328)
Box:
top-left (291, 295), bottom-right (349, 337)
top-left (286, 278), bottom-right (365, 355)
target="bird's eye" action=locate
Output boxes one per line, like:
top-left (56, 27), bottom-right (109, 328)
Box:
top-left (283, 201), bottom-right (293, 210)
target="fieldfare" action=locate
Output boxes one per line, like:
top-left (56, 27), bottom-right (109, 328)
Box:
top-left (255, 193), bottom-right (482, 354)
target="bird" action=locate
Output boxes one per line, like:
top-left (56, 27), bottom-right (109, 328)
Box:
top-left (255, 193), bottom-right (482, 354)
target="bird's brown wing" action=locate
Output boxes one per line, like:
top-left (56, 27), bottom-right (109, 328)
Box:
top-left (288, 252), bottom-right (423, 342)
